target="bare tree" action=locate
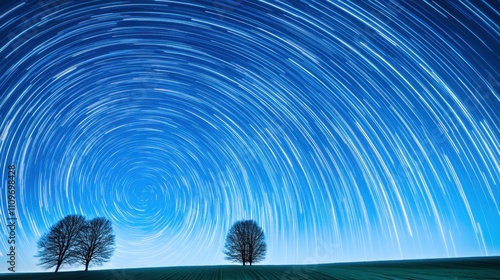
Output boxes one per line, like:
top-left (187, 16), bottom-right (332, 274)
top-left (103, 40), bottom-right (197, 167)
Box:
top-left (35, 215), bottom-right (86, 272)
top-left (223, 219), bottom-right (266, 266)
top-left (71, 217), bottom-right (116, 271)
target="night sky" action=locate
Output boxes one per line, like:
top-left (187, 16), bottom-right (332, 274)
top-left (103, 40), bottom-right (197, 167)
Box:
top-left (0, 0), bottom-right (499, 272)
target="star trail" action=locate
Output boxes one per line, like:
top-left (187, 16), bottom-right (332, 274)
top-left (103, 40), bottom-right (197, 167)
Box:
top-left (0, 0), bottom-right (499, 272)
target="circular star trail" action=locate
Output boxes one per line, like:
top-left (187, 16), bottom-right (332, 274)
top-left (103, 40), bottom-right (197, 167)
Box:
top-left (0, 0), bottom-right (498, 271)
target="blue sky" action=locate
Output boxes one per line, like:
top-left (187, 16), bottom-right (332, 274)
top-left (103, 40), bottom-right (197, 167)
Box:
top-left (0, 0), bottom-right (498, 272)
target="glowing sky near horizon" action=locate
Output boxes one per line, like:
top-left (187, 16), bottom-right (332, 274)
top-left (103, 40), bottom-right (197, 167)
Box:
top-left (0, 0), bottom-right (499, 272)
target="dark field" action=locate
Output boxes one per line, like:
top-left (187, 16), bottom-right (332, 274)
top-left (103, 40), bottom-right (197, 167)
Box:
top-left (1, 257), bottom-right (499, 279)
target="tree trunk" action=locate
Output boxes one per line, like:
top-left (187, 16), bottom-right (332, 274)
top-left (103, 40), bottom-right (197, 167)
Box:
top-left (85, 262), bottom-right (89, 271)
top-left (55, 262), bottom-right (61, 273)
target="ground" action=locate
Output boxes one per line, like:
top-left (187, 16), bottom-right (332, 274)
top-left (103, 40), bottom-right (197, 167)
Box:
top-left (1, 256), bottom-right (499, 279)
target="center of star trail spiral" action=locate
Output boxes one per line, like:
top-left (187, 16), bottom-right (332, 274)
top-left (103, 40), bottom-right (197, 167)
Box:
top-left (0, 0), bottom-right (498, 271)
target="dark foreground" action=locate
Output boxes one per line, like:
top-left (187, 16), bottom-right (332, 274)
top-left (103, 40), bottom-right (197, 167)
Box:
top-left (1, 256), bottom-right (499, 279)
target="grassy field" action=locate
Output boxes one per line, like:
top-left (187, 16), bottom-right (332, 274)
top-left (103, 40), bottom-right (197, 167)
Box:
top-left (1, 256), bottom-right (499, 279)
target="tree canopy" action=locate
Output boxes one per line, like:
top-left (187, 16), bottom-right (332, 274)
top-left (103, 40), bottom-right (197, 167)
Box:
top-left (71, 217), bottom-right (115, 271)
top-left (35, 215), bottom-right (115, 272)
top-left (35, 215), bottom-right (86, 272)
top-left (223, 219), bottom-right (267, 266)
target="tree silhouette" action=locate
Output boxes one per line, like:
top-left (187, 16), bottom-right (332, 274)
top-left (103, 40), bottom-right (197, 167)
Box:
top-left (71, 217), bottom-right (116, 271)
top-left (223, 219), bottom-right (267, 266)
top-left (35, 215), bottom-right (86, 272)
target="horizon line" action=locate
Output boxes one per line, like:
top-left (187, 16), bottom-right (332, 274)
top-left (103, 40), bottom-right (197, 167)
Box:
top-left (3, 254), bottom-right (499, 274)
